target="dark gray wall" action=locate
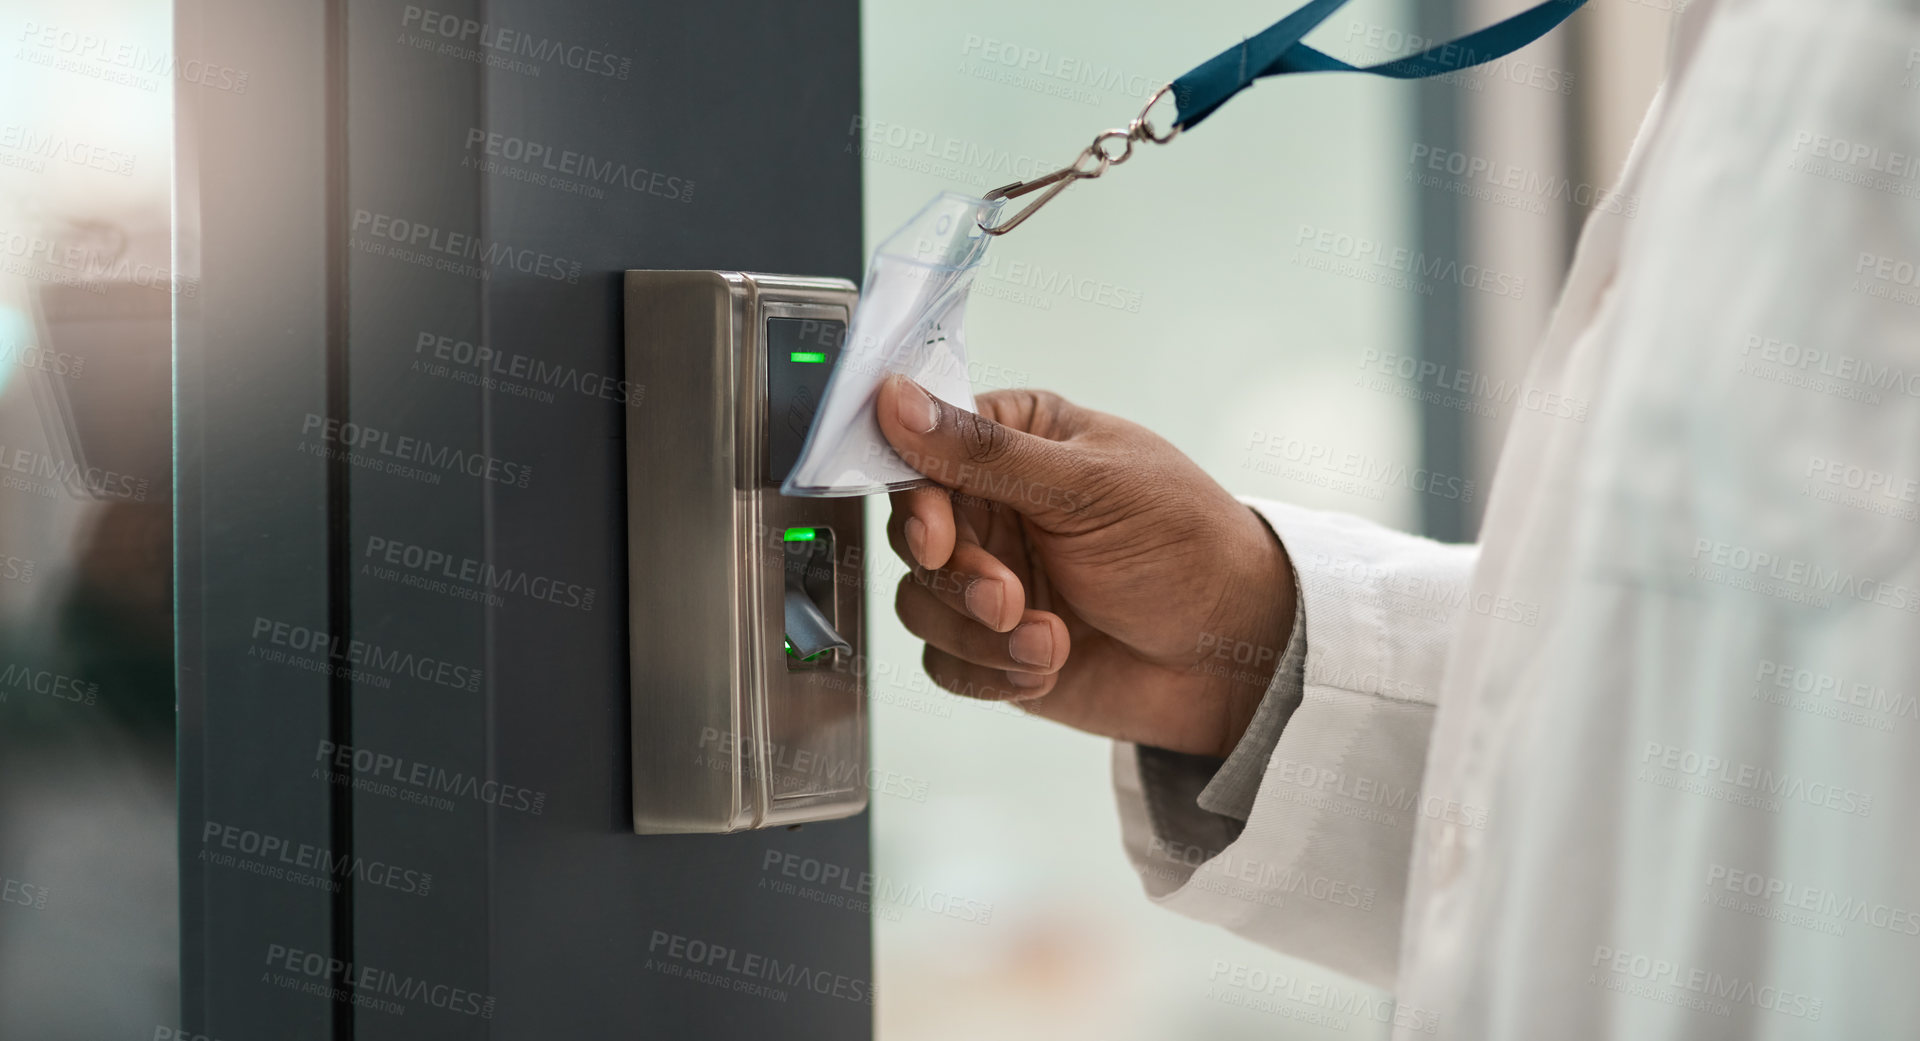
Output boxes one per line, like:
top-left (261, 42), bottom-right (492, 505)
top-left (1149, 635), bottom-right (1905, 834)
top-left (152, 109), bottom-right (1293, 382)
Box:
top-left (178, 1), bottom-right (870, 1038)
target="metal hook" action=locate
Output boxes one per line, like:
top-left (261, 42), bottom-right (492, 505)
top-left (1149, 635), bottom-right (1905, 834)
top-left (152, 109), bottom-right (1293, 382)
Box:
top-left (979, 145), bottom-right (1108, 236)
top-left (976, 83), bottom-right (1182, 236)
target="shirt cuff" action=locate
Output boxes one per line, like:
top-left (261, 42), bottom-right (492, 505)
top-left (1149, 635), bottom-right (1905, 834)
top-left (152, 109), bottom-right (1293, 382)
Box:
top-left (1198, 602), bottom-right (1306, 821)
top-left (1133, 570), bottom-right (1307, 844)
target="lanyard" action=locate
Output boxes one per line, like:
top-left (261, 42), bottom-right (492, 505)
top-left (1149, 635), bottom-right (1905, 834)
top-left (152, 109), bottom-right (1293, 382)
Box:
top-left (981, 0), bottom-right (1589, 234)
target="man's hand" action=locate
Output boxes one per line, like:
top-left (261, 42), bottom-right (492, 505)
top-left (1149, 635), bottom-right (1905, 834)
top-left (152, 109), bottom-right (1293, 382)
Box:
top-left (877, 374), bottom-right (1296, 758)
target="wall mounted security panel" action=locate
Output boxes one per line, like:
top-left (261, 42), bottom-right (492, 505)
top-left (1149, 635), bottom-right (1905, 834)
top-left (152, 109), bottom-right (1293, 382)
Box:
top-left (624, 270), bottom-right (867, 834)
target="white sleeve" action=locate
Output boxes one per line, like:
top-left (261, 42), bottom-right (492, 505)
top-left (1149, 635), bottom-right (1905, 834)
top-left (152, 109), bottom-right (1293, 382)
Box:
top-left (1113, 497), bottom-right (1479, 989)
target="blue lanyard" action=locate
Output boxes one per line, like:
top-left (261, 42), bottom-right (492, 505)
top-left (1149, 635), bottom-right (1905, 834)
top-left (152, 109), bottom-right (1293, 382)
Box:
top-left (982, 0), bottom-right (1589, 234)
top-left (1174, 0), bottom-right (1590, 129)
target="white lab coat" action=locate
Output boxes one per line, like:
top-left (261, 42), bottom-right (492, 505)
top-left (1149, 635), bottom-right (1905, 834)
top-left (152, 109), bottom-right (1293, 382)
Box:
top-left (1116, 0), bottom-right (1920, 1036)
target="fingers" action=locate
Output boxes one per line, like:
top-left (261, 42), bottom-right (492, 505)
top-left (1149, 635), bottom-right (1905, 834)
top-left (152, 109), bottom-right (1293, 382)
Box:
top-left (899, 536), bottom-right (1026, 632)
top-left (887, 484), bottom-right (956, 570)
top-left (875, 375), bottom-right (1095, 520)
top-left (922, 646), bottom-right (1058, 702)
top-left (885, 475), bottom-right (1028, 631)
top-left (896, 575), bottom-right (1068, 681)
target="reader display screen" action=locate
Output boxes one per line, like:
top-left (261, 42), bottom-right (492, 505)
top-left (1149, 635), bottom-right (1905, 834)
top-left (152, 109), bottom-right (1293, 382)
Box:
top-left (765, 316), bottom-right (845, 485)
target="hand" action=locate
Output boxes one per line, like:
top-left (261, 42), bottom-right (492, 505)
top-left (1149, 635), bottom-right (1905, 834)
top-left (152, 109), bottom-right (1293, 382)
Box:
top-left (876, 374), bottom-right (1296, 758)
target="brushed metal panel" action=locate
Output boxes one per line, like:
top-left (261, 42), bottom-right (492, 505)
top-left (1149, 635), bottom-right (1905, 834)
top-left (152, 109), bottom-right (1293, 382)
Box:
top-left (626, 271), bottom-right (865, 834)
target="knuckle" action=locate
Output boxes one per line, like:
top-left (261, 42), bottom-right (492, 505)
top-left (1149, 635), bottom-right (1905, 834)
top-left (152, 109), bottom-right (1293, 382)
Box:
top-left (958, 410), bottom-right (1010, 466)
top-left (974, 387), bottom-right (1032, 417)
top-left (1023, 388), bottom-right (1071, 422)
top-left (979, 387), bottom-right (1080, 440)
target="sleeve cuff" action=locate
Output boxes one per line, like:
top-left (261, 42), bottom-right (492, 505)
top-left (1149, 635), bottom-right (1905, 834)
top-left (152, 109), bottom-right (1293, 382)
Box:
top-left (1198, 600), bottom-right (1306, 821)
top-left (1132, 562), bottom-right (1307, 852)
top-left (1114, 497), bottom-right (1478, 988)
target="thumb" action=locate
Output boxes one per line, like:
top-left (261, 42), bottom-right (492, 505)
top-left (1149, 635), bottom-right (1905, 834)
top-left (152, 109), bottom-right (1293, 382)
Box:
top-left (875, 374), bottom-right (1091, 518)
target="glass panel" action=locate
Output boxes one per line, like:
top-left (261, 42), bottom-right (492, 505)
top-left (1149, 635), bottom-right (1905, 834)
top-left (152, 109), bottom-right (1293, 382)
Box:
top-left (0, 0), bottom-right (179, 1036)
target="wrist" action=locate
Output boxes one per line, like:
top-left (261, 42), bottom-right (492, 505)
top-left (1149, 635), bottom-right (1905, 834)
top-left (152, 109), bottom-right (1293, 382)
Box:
top-left (1204, 506), bottom-right (1297, 758)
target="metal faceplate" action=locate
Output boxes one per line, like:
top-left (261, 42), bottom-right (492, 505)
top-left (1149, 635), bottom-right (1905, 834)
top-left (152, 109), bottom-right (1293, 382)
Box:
top-left (625, 271), bottom-right (866, 834)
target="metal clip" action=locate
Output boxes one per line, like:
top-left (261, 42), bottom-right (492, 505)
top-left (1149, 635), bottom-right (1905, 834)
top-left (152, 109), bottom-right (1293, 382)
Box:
top-left (978, 83), bottom-right (1182, 236)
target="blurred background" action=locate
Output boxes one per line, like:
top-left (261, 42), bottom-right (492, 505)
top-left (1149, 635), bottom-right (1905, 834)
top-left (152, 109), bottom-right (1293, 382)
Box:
top-left (858, 1), bottom-right (1672, 1039)
top-left (0, 0), bottom-right (1672, 1037)
top-left (0, 0), bottom-right (179, 1037)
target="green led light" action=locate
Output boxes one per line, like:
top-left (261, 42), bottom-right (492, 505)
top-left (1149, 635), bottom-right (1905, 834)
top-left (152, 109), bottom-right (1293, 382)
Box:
top-left (784, 638), bottom-right (826, 662)
top-left (790, 351), bottom-right (827, 364)
top-left (782, 527), bottom-right (818, 542)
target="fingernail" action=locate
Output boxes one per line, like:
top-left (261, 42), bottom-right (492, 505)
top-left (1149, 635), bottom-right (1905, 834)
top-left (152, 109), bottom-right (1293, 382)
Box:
top-left (1009, 622), bottom-right (1052, 668)
top-left (905, 517), bottom-right (930, 568)
top-left (1006, 670), bottom-right (1048, 689)
top-left (964, 578), bottom-right (1004, 628)
top-left (893, 376), bottom-right (939, 434)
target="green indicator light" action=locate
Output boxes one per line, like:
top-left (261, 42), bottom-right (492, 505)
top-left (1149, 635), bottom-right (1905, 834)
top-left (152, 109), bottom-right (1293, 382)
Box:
top-left (790, 351), bottom-right (827, 364)
top-left (784, 638), bottom-right (826, 662)
top-left (782, 527), bottom-right (817, 542)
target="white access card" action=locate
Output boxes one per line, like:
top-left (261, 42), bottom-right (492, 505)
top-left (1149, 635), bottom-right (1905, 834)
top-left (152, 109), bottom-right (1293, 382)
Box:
top-left (782, 191), bottom-right (1002, 497)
